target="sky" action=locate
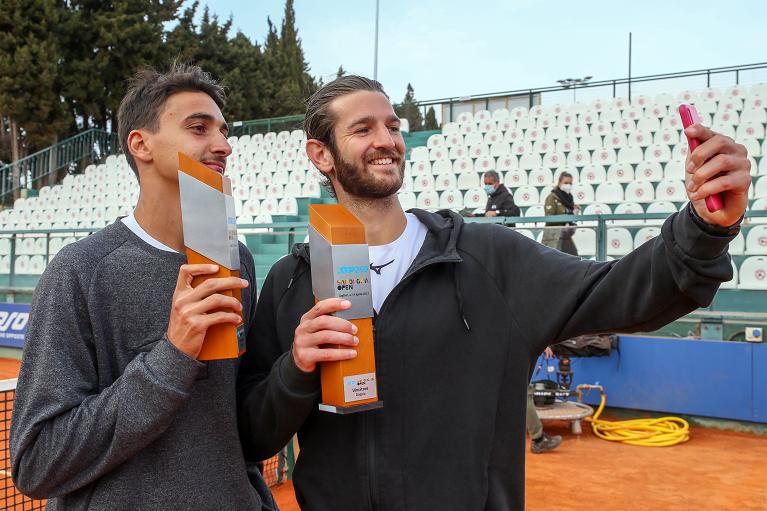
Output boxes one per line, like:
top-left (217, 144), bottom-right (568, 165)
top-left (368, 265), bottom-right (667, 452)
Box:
top-left (203, 0), bottom-right (767, 105)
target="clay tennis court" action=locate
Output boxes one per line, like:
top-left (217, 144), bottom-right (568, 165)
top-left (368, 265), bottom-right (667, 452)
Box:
top-left (2, 356), bottom-right (765, 510)
top-left (269, 415), bottom-right (767, 511)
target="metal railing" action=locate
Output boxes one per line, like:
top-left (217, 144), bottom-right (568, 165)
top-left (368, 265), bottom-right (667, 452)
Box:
top-left (0, 210), bottom-right (764, 296)
top-left (230, 115), bottom-right (305, 138)
top-left (0, 129), bottom-right (118, 205)
top-left (414, 61), bottom-right (767, 122)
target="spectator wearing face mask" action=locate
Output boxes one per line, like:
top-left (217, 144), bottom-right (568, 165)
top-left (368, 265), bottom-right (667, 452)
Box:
top-left (541, 172), bottom-right (580, 255)
top-left (476, 170), bottom-right (520, 218)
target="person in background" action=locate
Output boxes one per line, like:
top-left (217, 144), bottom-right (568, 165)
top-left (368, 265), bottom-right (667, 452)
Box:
top-left (480, 170), bottom-right (520, 218)
top-left (541, 171), bottom-right (579, 255)
top-left (527, 346), bottom-right (562, 453)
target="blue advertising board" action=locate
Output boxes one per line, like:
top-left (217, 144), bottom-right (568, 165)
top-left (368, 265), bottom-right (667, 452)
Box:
top-left (0, 302), bottom-right (31, 348)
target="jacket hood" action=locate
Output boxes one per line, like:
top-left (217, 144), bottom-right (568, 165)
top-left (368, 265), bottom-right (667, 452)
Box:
top-left (291, 208), bottom-right (464, 266)
top-left (289, 208), bottom-right (471, 330)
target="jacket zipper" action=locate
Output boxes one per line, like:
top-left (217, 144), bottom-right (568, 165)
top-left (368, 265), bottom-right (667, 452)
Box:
top-left (364, 258), bottom-right (457, 511)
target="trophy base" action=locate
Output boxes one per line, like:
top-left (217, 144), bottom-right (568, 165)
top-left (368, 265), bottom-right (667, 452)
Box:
top-left (318, 401), bottom-right (384, 414)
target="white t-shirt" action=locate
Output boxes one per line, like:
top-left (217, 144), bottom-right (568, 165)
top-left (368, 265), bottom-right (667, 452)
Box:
top-left (121, 213), bottom-right (177, 253)
top-left (368, 213), bottom-right (428, 312)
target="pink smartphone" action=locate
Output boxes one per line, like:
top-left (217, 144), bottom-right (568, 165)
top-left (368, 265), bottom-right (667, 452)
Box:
top-left (679, 104), bottom-right (724, 212)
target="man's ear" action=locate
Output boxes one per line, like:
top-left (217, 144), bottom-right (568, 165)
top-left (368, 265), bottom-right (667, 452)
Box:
top-left (306, 139), bottom-right (334, 179)
top-left (127, 129), bottom-right (153, 166)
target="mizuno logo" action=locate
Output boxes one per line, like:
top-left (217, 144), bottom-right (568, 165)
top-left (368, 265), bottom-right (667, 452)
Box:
top-left (370, 259), bottom-right (395, 275)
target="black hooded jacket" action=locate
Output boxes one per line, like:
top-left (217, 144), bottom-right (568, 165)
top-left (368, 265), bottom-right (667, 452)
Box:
top-left (237, 206), bottom-right (735, 511)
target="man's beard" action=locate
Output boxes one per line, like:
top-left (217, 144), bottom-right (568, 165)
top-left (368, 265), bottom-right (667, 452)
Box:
top-left (331, 146), bottom-right (405, 199)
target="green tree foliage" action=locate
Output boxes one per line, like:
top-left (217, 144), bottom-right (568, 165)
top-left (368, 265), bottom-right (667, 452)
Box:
top-left (394, 83), bottom-right (424, 131)
top-left (0, 0), bottom-right (318, 163)
top-left (0, 0), bottom-right (69, 160)
top-left (58, 0), bottom-right (180, 131)
top-left (424, 106), bottom-right (439, 130)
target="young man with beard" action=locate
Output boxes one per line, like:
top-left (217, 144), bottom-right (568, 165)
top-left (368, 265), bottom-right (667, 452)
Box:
top-left (237, 75), bottom-right (751, 510)
top-left (11, 64), bottom-right (276, 510)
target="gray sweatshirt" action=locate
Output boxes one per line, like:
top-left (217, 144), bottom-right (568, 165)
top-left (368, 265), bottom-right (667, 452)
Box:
top-left (10, 220), bottom-right (275, 510)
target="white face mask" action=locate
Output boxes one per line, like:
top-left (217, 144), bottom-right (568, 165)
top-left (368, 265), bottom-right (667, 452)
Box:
top-left (560, 184), bottom-right (572, 193)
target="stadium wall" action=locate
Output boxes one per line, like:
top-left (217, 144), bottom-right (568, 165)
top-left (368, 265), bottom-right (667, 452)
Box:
top-left (535, 335), bottom-right (767, 423)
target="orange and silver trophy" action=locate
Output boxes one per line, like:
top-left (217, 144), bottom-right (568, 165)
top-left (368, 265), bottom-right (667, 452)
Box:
top-left (178, 152), bottom-right (246, 360)
top-left (309, 204), bottom-right (383, 414)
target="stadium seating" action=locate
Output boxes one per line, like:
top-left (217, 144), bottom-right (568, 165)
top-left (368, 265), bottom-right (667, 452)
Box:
top-left (0, 82), bottom-right (765, 290)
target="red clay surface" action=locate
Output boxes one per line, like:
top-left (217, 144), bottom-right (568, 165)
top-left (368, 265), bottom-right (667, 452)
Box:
top-left (0, 358), bottom-right (20, 380)
top-left (271, 419), bottom-right (767, 510)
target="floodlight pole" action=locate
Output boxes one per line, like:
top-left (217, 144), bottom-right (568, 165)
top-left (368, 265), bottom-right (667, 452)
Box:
top-left (628, 32), bottom-right (632, 101)
top-left (373, 0), bottom-right (380, 80)
top-left (556, 76), bottom-right (593, 102)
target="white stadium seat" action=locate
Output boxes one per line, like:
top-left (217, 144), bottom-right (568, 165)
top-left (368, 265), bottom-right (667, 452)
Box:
top-left (513, 186), bottom-right (539, 207)
top-left (504, 170), bottom-right (528, 188)
top-left (592, 149), bottom-right (617, 166)
top-left (595, 182), bottom-right (624, 203)
top-left (542, 151), bottom-right (566, 169)
top-left (655, 180), bottom-right (688, 202)
top-left (566, 150), bottom-right (591, 168)
top-left (519, 153), bottom-right (543, 170)
top-left (584, 202), bottom-right (612, 215)
top-left (533, 140), bottom-right (555, 155)
top-left (605, 133), bottom-right (628, 150)
top-left (607, 163), bottom-right (634, 183)
top-left (745, 226), bottom-right (767, 255)
top-left (496, 154), bottom-right (519, 171)
top-left (432, 159), bottom-right (453, 174)
top-left (416, 191), bottom-right (439, 210)
top-left (612, 202), bottom-right (644, 226)
top-left (410, 160), bottom-right (431, 175)
top-left (463, 188), bottom-right (486, 209)
top-left (452, 157), bottom-right (474, 173)
top-left (474, 155), bottom-right (496, 173)
top-left (529, 168), bottom-right (554, 187)
top-left (571, 183), bottom-right (595, 204)
top-left (484, 131), bottom-right (504, 146)
top-left (730, 232), bottom-right (745, 255)
top-left (580, 164), bottom-right (606, 184)
top-left (617, 146), bottom-right (644, 164)
top-left (413, 175), bottom-right (435, 192)
top-left (572, 228), bottom-right (596, 256)
top-left (625, 181), bottom-right (655, 203)
top-left (448, 145), bottom-right (468, 160)
top-left (457, 172), bottom-right (480, 190)
top-left (607, 228), bottom-right (633, 256)
top-left (429, 147), bottom-right (449, 161)
top-left (435, 174), bottom-right (457, 191)
top-left (738, 257), bottom-right (767, 290)
top-left (752, 199), bottom-right (767, 222)
top-left (645, 144), bottom-right (672, 163)
top-left (277, 198), bottom-right (298, 215)
top-left (554, 137), bottom-right (578, 153)
top-left (664, 160), bottom-right (686, 181)
top-left (439, 189), bottom-right (464, 210)
top-left (635, 162), bottom-right (664, 182)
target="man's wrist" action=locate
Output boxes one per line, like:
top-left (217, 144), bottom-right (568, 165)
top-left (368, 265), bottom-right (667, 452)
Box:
top-left (687, 203), bottom-right (743, 237)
